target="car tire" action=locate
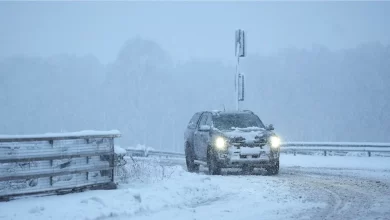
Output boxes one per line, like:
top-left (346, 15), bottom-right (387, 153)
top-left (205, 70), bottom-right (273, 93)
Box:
top-left (265, 159), bottom-right (279, 175)
top-left (207, 148), bottom-right (221, 175)
top-left (185, 143), bottom-right (199, 173)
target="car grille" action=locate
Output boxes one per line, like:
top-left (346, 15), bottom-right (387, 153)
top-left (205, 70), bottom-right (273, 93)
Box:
top-left (230, 136), bottom-right (268, 148)
top-left (231, 142), bottom-right (266, 148)
top-left (239, 154), bottom-right (260, 159)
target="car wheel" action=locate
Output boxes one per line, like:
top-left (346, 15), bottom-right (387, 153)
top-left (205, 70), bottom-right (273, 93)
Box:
top-left (185, 144), bottom-right (199, 173)
top-left (207, 148), bottom-right (221, 175)
top-left (265, 159), bottom-right (279, 175)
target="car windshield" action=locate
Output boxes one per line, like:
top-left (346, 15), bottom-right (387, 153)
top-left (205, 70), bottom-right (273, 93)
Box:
top-left (212, 113), bottom-right (265, 130)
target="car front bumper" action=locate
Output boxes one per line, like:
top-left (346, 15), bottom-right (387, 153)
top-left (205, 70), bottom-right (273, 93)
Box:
top-left (216, 146), bottom-right (279, 168)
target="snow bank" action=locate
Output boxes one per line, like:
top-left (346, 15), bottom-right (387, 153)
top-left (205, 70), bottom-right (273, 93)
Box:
top-left (0, 164), bottom-right (225, 220)
top-left (0, 158), bottom-right (319, 220)
top-left (114, 145), bottom-right (127, 155)
top-left (116, 157), bottom-right (184, 184)
top-left (5, 151), bottom-right (388, 220)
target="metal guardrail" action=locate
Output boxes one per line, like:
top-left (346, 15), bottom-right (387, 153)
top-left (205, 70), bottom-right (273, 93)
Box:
top-left (125, 142), bottom-right (390, 158)
top-left (282, 142), bottom-right (390, 157)
top-left (126, 149), bottom-right (184, 158)
top-left (0, 130), bottom-right (121, 201)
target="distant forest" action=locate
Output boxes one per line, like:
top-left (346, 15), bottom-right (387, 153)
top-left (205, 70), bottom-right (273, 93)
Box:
top-left (1, 38), bottom-right (389, 150)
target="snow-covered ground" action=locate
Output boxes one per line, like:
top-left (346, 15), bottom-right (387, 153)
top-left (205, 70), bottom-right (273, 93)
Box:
top-left (281, 154), bottom-right (390, 170)
top-left (0, 155), bottom-right (389, 220)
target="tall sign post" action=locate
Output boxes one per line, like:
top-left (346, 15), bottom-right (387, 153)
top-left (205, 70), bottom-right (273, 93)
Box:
top-left (235, 29), bottom-right (246, 110)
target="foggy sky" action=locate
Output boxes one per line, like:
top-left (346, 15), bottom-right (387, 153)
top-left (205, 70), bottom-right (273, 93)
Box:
top-left (1, 1), bottom-right (390, 147)
top-left (1, 2), bottom-right (389, 64)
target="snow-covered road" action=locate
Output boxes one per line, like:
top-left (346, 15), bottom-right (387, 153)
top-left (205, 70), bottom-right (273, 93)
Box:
top-left (114, 163), bottom-right (390, 220)
top-left (278, 167), bottom-right (390, 219)
top-left (1, 155), bottom-right (389, 220)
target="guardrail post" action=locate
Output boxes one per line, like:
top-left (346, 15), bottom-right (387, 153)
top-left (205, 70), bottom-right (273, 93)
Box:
top-left (324, 150), bottom-right (327, 156)
top-left (368, 151), bottom-right (371, 157)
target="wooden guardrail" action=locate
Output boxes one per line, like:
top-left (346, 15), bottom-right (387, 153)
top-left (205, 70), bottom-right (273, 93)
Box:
top-left (0, 130), bottom-right (121, 201)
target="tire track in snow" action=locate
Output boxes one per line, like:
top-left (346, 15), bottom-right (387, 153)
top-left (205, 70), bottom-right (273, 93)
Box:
top-left (281, 167), bottom-right (390, 220)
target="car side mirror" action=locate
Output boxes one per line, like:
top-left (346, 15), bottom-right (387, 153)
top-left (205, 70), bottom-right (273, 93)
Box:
top-left (199, 125), bottom-right (211, 131)
top-left (267, 124), bottom-right (274, 131)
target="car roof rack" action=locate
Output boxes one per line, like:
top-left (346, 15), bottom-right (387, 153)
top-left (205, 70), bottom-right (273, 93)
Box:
top-left (210, 110), bottom-right (222, 115)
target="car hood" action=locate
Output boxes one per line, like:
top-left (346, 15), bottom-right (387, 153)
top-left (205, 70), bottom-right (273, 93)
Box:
top-left (213, 127), bottom-right (273, 144)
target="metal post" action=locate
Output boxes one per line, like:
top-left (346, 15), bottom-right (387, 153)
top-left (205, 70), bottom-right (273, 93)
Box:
top-left (234, 29), bottom-right (245, 111)
top-left (234, 29), bottom-right (246, 111)
top-left (235, 56), bottom-right (240, 111)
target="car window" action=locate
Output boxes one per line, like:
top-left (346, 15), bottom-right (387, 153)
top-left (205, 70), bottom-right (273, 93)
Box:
top-left (205, 114), bottom-right (212, 126)
top-left (198, 114), bottom-right (208, 126)
top-left (212, 113), bottom-right (265, 130)
top-left (187, 112), bottom-right (201, 129)
top-left (198, 113), bottom-right (212, 127)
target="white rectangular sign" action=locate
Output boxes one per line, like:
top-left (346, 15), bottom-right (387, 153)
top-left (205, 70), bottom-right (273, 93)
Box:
top-left (238, 72), bottom-right (245, 101)
top-left (235, 29), bottom-right (246, 57)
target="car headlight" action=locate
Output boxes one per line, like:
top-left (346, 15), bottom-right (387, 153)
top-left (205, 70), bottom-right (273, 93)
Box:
top-left (215, 137), bottom-right (227, 150)
top-left (270, 136), bottom-right (281, 148)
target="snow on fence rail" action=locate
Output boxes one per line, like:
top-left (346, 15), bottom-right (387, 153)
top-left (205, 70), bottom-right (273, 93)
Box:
top-left (0, 130), bottom-right (121, 201)
top-left (124, 142), bottom-right (390, 159)
top-left (126, 148), bottom-right (185, 158)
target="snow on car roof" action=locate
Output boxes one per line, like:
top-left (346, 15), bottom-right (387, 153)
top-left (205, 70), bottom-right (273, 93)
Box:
top-left (210, 110), bottom-right (255, 115)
